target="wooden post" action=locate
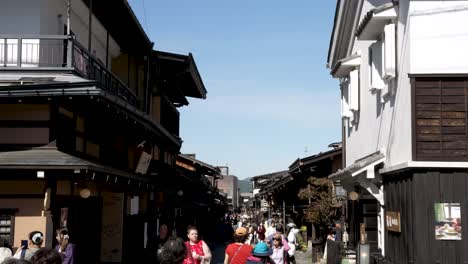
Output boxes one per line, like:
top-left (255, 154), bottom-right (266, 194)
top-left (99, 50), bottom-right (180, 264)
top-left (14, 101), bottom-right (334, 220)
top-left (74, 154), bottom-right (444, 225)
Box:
top-left (282, 200), bottom-right (286, 233)
top-left (105, 31), bottom-right (109, 67)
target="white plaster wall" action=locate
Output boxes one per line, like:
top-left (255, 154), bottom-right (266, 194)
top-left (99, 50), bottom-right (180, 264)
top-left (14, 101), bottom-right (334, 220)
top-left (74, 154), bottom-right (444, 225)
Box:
top-left (409, 1), bottom-right (468, 74)
top-left (344, 0), bottom-right (412, 168)
top-left (40, 0), bottom-right (121, 66)
top-left (0, 0), bottom-right (40, 34)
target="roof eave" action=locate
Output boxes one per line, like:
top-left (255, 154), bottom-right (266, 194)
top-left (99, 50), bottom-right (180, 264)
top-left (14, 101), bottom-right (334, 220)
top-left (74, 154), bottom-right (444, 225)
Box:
top-left (355, 2), bottom-right (398, 40)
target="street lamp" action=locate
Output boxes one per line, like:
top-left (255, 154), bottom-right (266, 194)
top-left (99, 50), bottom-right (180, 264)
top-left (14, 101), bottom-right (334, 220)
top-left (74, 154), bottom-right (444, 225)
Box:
top-left (334, 181), bottom-right (347, 200)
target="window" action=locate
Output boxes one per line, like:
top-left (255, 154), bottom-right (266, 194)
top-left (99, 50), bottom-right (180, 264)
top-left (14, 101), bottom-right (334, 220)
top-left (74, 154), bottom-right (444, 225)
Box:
top-left (152, 145), bottom-right (160, 160)
top-left (0, 211), bottom-right (16, 245)
top-left (349, 69), bottom-right (360, 112)
top-left (341, 80), bottom-right (353, 118)
top-left (383, 23), bottom-right (396, 81)
top-left (369, 41), bottom-right (385, 91)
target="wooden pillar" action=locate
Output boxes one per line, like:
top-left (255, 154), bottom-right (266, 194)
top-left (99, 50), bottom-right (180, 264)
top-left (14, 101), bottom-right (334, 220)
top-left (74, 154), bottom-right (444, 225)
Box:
top-left (88, 0), bottom-right (93, 52)
top-left (105, 31), bottom-right (109, 67)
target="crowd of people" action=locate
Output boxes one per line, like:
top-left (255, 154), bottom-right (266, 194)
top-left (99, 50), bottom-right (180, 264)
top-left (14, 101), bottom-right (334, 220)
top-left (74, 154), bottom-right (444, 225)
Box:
top-left (0, 228), bottom-right (74, 264)
top-left (0, 213), bottom-right (307, 264)
top-left (150, 211), bottom-right (306, 264)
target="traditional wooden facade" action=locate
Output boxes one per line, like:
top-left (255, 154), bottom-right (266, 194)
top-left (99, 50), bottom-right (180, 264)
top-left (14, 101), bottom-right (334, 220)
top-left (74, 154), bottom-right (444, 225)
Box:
top-left (328, 0), bottom-right (468, 262)
top-left (0, 1), bottom-right (210, 263)
top-left (250, 146), bottom-right (342, 233)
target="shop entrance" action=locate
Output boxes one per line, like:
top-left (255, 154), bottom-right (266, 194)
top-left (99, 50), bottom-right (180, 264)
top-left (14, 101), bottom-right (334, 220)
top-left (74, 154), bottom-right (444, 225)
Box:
top-left (53, 196), bottom-right (102, 264)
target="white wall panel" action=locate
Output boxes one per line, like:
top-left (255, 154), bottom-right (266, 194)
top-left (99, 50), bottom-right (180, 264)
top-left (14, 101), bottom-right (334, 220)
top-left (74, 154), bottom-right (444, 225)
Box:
top-left (410, 1), bottom-right (468, 73)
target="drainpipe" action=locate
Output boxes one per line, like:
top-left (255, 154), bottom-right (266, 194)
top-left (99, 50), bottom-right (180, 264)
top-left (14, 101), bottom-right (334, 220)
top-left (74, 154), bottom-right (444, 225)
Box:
top-left (66, 0), bottom-right (72, 68)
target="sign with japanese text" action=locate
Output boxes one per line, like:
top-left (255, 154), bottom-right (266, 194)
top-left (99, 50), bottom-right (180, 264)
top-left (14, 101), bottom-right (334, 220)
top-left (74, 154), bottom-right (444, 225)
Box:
top-left (386, 211), bottom-right (401, 232)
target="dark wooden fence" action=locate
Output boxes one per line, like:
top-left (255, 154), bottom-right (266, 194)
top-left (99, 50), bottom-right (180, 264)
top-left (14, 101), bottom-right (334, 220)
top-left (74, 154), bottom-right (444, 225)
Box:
top-left (385, 170), bottom-right (468, 263)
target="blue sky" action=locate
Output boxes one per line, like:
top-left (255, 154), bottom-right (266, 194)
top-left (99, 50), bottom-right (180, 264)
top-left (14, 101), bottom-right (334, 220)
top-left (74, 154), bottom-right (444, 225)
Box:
top-left (128, 0), bottom-right (340, 179)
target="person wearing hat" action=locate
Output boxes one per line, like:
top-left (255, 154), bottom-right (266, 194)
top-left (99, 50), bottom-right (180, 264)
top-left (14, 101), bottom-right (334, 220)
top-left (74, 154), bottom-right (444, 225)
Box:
top-left (224, 227), bottom-right (252, 264)
top-left (246, 242), bottom-right (273, 264)
top-left (13, 231), bottom-right (44, 261)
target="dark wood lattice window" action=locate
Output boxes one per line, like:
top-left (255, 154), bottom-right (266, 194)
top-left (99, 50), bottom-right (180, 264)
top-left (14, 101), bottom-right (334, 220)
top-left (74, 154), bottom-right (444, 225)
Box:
top-left (413, 77), bottom-right (468, 161)
top-left (0, 210), bottom-right (16, 246)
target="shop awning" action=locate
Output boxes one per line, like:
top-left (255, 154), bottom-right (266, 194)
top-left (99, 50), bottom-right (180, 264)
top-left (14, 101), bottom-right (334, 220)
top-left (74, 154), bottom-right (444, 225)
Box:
top-left (329, 150), bottom-right (385, 181)
top-left (0, 147), bottom-right (150, 182)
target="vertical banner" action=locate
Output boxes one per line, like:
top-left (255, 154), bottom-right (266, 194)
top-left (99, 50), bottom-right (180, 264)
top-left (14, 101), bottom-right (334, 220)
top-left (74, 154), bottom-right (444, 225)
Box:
top-left (60, 208), bottom-right (68, 228)
top-left (100, 192), bottom-right (124, 262)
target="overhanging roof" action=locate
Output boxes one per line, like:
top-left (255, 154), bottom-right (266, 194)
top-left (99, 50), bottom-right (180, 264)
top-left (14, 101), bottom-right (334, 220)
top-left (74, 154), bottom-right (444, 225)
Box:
top-left (0, 147), bottom-right (149, 182)
top-left (327, 0), bottom-right (363, 70)
top-left (258, 171), bottom-right (292, 195)
top-left (290, 147), bottom-right (342, 172)
top-left (83, 0), bottom-right (153, 52)
top-left (177, 154), bottom-right (221, 178)
top-left (356, 2), bottom-right (398, 40)
top-left (154, 51), bottom-right (207, 103)
top-left (329, 151), bottom-right (385, 181)
top-left (250, 170), bottom-right (289, 182)
top-left (331, 53), bottom-right (361, 78)
top-left (0, 81), bottom-right (182, 149)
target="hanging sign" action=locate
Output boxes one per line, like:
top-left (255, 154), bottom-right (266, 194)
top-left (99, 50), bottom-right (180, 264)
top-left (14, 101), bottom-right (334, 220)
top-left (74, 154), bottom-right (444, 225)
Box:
top-left (386, 211), bottom-right (401, 232)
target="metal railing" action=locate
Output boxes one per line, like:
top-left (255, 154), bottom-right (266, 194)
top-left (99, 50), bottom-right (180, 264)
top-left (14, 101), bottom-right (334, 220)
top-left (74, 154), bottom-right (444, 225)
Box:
top-left (0, 35), bottom-right (67, 68)
top-left (72, 39), bottom-right (137, 107)
top-left (160, 96), bottom-right (180, 136)
top-left (0, 34), bottom-right (137, 107)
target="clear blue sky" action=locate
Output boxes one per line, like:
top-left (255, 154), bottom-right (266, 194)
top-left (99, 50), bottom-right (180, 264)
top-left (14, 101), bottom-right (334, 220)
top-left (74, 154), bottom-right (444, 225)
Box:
top-left (128, 0), bottom-right (340, 179)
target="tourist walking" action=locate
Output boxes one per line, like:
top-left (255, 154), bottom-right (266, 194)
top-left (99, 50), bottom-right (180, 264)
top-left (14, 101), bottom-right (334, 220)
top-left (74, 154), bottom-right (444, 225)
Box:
top-left (270, 233), bottom-right (289, 264)
top-left (224, 227), bottom-right (252, 264)
top-left (286, 224), bottom-right (299, 264)
top-left (246, 242), bottom-right (273, 264)
top-left (54, 228), bottom-right (75, 264)
top-left (183, 226), bottom-right (211, 264)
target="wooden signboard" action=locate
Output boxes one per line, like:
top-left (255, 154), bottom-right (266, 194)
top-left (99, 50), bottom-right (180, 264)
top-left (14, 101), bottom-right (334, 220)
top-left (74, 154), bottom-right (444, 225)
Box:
top-left (386, 211), bottom-right (401, 232)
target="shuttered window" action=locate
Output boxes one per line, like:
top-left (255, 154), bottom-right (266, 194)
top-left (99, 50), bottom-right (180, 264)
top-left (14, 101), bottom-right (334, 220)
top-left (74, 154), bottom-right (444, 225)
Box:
top-left (413, 77), bottom-right (468, 161)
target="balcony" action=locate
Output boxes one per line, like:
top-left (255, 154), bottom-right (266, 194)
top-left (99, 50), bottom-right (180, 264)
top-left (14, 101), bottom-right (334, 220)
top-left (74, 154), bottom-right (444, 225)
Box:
top-left (160, 96), bottom-right (180, 137)
top-left (0, 35), bottom-right (137, 107)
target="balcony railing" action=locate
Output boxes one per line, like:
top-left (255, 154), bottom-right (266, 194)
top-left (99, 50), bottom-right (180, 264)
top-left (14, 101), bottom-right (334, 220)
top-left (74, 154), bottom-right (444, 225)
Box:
top-left (160, 96), bottom-right (180, 137)
top-left (0, 35), bottom-right (137, 107)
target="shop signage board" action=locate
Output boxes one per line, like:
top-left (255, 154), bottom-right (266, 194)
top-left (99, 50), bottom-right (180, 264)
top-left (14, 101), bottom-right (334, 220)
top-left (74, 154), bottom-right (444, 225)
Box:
top-left (386, 211), bottom-right (401, 232)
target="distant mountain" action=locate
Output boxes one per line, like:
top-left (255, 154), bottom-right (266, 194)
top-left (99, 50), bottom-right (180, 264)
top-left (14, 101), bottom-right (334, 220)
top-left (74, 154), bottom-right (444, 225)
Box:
top-left (238, 178), bottom-right (252, 193)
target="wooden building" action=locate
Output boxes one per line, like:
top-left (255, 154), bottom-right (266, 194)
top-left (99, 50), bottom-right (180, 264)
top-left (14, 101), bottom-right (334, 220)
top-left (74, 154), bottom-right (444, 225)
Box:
top-left (0, 1), bottom-right (210, 263)
top-left (250, 145), bottom-right (342, 231)
top-left (327, 0), bottom-right (468, 262)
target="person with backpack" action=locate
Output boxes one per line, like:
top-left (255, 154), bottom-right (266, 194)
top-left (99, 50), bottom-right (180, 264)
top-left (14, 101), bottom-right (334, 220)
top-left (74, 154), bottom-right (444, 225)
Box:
top-left (224, 227), bottom-right (252, 264)
top-left (286, 224), bottom-right (300, 264)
